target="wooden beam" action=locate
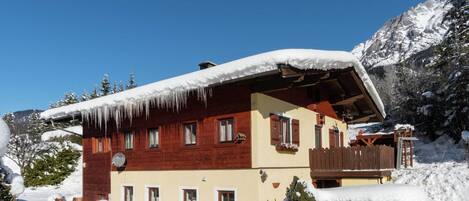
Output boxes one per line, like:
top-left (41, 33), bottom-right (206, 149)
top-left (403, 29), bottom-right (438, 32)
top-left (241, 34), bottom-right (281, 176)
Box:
top-left (348, 114), bottom-right (377, 124)
top-left (349, 71), bottom-right (384, 122)
top-left (332, 94), bottom-right (365, 106)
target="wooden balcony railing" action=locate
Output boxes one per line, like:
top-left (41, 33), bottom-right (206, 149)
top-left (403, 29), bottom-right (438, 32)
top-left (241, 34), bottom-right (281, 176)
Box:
top-left (309, 145), bottom-right (395, 178)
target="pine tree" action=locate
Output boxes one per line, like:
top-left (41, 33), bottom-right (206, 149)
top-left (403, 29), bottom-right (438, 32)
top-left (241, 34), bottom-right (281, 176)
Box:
top-left (81, 90), bottom-right (91, 101)
top-left (100, 74), bottom-right (111, 96)
top-left (112, 81), bottom-right (119, 94)
top-left (439, 0), bottom-right (469, 140)
top-left (90, 86), bottom-right (99, 99)
top-left (126, 73), bottom-right (137, 89)
top-left (0, 173), bottom-right (14, 201)
top-left (119, 81), bottom-right (125, 92)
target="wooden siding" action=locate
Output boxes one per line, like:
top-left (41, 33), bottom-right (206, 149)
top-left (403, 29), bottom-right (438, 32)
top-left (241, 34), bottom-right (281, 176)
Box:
top-left (309, 146), bottom-right (395, 179)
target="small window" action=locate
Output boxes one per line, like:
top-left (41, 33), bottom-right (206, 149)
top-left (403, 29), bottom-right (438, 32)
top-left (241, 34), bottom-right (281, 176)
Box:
top-left (124, 186), bottom-right (133, 201)
top-left (219, 118), bottom-right (234, 142)
top-left (148, 128), bottom-right (159, 148)
top-left (184, 123), bottom-right (197, 145)
top-left (315, 126), bottom-right (322, 148)
top-left (218, 191), bottom-right (235, 201)
top-left (93, 137), bottom-right (110, 153)
top-left (148, 187), bottom-right (159, 201)
top-left (183, 189), bottom-right (197, 201)
top-left (125, 132), bottom-right (134, 150)
top-left (334, 129), bottom-right (340, 147)
top-left (280, 116), bottom-right (291, 144)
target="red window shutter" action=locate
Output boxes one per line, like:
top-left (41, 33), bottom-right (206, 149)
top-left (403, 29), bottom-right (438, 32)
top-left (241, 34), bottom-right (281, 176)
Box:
top-left (340, 132), bottom-right (344, 147)
top-left (270, 114), bottom-right (280, 145)
top-left (329, 129), bottom-right (336, 148)
top-left (292, 119), bottom-right (300, 146)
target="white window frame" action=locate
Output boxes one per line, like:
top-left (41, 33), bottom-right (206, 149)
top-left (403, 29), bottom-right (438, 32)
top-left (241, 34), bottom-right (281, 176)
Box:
top-left (145, 184), bottom-right (161, 201)
top-left (213, 187), bottom-right (237, 201)
top-left (148, 128), bottom-right (159, 148)
top-left (219, 118), bottom-right (234, 142)
top-left (184, 123), bottom-right (197, 145)
top-left (121, 184), bottom-right (135, 201)
top-left (124, 132), bottom-right (134, 150)
top-left (179, 186), bottom-right (199, 201)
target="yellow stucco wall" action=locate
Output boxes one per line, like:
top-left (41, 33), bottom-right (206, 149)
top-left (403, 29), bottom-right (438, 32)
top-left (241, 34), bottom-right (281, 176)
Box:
top-left (111, 169), bottom-right (260, 201)
top-left (250, 93), bottom-right (348, 168)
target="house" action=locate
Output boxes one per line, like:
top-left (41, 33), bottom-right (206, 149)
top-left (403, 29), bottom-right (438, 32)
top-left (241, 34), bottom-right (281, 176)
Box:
top-left (41, 49), bottom-right (387, 201)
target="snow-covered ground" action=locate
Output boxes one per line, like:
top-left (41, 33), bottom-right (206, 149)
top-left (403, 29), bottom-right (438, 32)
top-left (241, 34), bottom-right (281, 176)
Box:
top-left (17, 155), bottom-right (83, 201)
top-left (392, 135), bottom-right (469, 201)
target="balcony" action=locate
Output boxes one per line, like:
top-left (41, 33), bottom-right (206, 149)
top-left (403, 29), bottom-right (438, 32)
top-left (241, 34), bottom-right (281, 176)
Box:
top-left (309, 145), bottom-right (395, 179)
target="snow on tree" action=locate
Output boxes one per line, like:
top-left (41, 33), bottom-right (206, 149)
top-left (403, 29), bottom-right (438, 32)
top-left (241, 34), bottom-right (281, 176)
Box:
top-left (50, 92), bottom-right (79, 108)
top-left (0, 118), bottom-right (25, 198)
top-left (90, 86), bottom-right (99, 99)
top-left (100, 74), bottom-right (111, 96)
top-left (81, 90), bottom-right (91, 102)
top-left (3, 113), bottom-right (51, 173)
top-left (126, 72), bottom-right (137, 89)
top-left (439, 0), bottom-right (469, 140)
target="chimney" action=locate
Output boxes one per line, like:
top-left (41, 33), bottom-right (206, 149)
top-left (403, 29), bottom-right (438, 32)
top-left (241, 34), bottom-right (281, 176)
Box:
top-left (198, 61), bottom-right (217, 70)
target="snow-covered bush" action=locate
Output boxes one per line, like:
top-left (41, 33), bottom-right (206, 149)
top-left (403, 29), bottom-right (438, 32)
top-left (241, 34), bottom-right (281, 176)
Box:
top-left (285, 176), bottom-right (316, 201)
top-left (0, 119), bottom-right (25, 198)
top-left (23, 144), bottom-right (80, 187)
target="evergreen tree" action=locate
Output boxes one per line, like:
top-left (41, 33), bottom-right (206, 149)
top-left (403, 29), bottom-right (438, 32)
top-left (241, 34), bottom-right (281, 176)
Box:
top-left (285, 176), bottom-right (316, 201)
top-left (0, 173), bottom-right (14, 201)
top-left (81, 90), bottom-right (91, 101)
top-left (112, 81), bottom-right (119, 94)
top-left (90, 86), bottom-right (99, 99)
top-left (126, 73), bottom-right (137, 89)
top-left (118, 81), bottom-right (125, 92)
top-left (439, 0), bottom-right (469, 140)
top-left (100, 74), bottom-right (111, 96)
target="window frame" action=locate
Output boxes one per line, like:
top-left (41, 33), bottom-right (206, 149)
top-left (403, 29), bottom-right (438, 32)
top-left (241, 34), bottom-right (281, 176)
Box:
top-left (214, 188), bottom-right (237, 201)
top-left (179, 187), bottom-right (198, 201)
top-left (218, 118), bottom-right (235, 143)
top-left (218, 191), bottom-right (235, 201)
top-left (279, 116), bottom-right (292, 144)
top-left (123, 185), bottom-right (134, 201)
top-left (124, 131), bottom-right (134, 150)
top-left (183, 122), bottom-right (197, 146)
top-left (92, 136), bottom-right (110, 154)
top-left (147, 127), bottom-right (160, 149)
top-left (315, 125), bottom-right (322, 148)
top-left (145, 185), bottom-right (160, 201)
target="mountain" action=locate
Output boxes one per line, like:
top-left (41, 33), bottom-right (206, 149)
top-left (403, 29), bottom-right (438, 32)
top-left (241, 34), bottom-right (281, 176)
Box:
top-left (352, 0), bottom-right (453, 69)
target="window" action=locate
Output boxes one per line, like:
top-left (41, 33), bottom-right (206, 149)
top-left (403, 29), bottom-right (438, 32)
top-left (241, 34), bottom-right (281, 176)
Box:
top-left (183, 189), bottom-right (197, 201)
top-left (334, 129), bottom-right (340, 147)
top-left (148, 187), bottom-right (159, 201)
top-left (315, 126), bottom-right (322, 148)
top-left (184, 123), bottom-right (197, 145)
top-left (125, 132), bottom-right (134, 150)
top-left (280, 116), bottom-right (291, 144)
top-left (124, 186), bottom-right (133, 201)
top-left (218, 191), bottom-right (235, 201)
top-left (92, 137), bottom-right (110, 153)
top-left (148, 128), bottom-right (159, 148)
top-left (219, 118), bottom-right (234, 142)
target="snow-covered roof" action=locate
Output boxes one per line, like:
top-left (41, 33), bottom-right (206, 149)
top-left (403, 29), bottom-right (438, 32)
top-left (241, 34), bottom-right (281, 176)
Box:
top-left (41, 126), bottom-right (83, 141)
top-left (40, 49), bottom-right (386, 126)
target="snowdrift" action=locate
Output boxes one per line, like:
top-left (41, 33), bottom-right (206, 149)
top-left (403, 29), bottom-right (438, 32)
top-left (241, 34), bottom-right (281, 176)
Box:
top-left (301, 180), bottom-right (428, 201)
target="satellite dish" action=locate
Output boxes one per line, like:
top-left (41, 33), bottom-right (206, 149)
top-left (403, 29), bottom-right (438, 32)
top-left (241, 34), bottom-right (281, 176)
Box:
top-left (112, 152), bottom-right (126, 168)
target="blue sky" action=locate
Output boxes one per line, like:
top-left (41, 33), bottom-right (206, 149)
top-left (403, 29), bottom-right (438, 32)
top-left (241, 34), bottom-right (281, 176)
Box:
top-left (0, 0), bottom-right (423, 114)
